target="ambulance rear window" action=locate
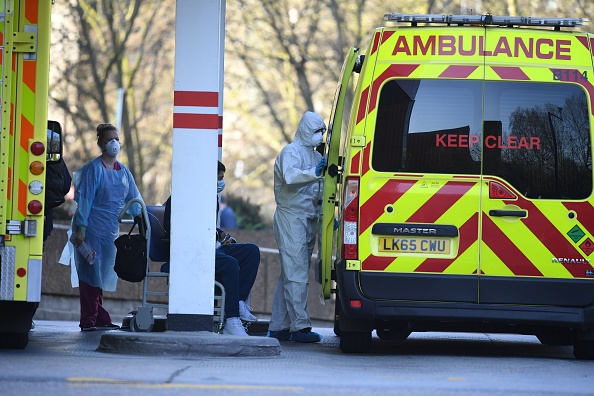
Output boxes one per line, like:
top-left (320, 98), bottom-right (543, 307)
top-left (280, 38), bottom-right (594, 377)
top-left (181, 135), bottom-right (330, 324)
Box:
top-left (484, 81), bottom-right (591, 200)
top-left (372, 79), bottom-right (592, 200)
top-left (373, 79), bottom-right (482, 175)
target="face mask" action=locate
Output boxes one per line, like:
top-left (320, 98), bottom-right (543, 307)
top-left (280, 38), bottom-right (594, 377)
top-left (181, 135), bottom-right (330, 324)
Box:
top-left (217, 180), bottom-right (226, 193)
top-left (311, 131), bottom-right (324, 147)
top-left (105, 139), bottom-right (120, 157)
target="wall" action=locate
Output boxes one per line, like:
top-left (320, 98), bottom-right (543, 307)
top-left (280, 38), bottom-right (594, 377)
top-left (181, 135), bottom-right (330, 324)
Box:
top-left (37, 221), bottom-right (336, 324)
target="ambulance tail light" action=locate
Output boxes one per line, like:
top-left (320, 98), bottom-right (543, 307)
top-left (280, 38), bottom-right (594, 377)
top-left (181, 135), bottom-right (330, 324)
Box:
top-left (342, 177), bottom-right (359, 260)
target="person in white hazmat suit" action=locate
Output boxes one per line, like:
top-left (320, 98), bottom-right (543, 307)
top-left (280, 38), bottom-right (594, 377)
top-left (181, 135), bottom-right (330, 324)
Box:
top-left (267, 111), bottom-right (327, 343)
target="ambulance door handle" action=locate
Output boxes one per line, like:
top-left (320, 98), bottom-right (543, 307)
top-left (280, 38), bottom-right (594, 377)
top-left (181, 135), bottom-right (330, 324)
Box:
top-left (489, 209), bottom-right (527, 218)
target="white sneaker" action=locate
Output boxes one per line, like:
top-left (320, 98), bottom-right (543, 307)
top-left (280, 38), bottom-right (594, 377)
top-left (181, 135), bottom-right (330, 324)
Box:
top-left (239, 300), bottom-right (258, 322)
top-left (223, 317), bottom-right (249, 336)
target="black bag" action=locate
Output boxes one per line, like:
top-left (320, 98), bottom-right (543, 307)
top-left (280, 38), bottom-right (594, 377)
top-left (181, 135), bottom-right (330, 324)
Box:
top-left (114, 216), bottom-right (147, 282)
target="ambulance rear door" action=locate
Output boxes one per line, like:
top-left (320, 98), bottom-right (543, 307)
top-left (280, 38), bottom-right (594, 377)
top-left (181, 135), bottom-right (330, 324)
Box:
top-left (357, 27), bottom-right (485, 303)
top-left (317, 47), bottom-right (360, 299)
top-left (479, 28), bottom-right (594, 307)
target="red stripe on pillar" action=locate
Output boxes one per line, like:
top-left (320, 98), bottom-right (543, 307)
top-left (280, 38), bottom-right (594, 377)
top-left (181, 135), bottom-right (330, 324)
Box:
top-left (174, 91), bottom-right (219, 107)
top-left (173, 113), bottom-right (220, 129)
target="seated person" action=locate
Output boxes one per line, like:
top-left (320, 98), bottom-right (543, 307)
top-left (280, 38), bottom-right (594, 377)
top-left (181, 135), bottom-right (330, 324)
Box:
top-left (163, 161), bottom-right (260, 336)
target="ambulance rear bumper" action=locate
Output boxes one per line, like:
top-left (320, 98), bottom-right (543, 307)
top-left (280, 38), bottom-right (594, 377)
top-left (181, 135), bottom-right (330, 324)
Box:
top-left (335, 259), bottom-right (594, 328)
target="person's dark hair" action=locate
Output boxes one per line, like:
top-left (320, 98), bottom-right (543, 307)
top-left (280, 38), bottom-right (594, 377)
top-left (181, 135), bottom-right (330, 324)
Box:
top-left (218, 161), bottom-right (226, 173)
top-left (96, 123), bottom-right (117, 140)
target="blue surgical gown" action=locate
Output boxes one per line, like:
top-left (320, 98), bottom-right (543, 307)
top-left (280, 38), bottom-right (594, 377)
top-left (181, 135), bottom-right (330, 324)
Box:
top-left (71, 157), bottom-right (143, 291)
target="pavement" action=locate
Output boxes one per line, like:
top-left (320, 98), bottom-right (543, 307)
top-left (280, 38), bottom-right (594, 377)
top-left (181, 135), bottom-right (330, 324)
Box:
top-left (97, 316), bottom-right (281, 357)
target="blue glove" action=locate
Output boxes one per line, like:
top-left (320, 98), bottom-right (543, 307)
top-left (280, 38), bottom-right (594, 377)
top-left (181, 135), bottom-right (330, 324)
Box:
top-left (334, 218), bottom-right (339, 230)
top-left (315, 158), bottom-right (327, 177)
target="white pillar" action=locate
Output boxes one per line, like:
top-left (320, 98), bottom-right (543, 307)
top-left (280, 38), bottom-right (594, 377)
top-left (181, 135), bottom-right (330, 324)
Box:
top-left (168, 0), bottom-right (225, 331)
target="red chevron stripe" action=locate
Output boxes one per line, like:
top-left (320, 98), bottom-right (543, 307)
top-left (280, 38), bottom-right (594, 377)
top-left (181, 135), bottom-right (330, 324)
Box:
top-left (362, 255), bottom-right (395, 271)
top-left (577, 36), bottom-right (590, 51)
top-left (18, 179), bottom-right (26, 217)
top-left (20, 116), bottom-right (33, 151)
top-left (361, 142), bottom-right (371, 176)
top-left (25, 0), bottom-right (38, 24)
top-left (563, 201), bottom-right (594, 239)
top-left (350, 151), bottom-right (360, 174)
top-left (370, 32), bottom-right (381, 56)
top-left (360, 179), bottom-right (416, 234)
top-left (491, 66), bottom-right (530, 81)
top-left (439, 65), bottom-right (478, 79)
top-left (23, 60), bottom-right (36, 93)
top-left (407, 181), bottom-right (474, 223)
top-left (481, 213), bottom-right (543, 276)
top-left (508, 198), bottom-right (594, 276)
top-left (367, 64), bottom-right (420, 117)
top-left (7, 167), bottom-right (11, 201)
top-left (356, 86), bottom-right (369, 124)
top-left (414, 212), bottom-right (479, 273)
top-left (380, 31), bottom-right (394, 49)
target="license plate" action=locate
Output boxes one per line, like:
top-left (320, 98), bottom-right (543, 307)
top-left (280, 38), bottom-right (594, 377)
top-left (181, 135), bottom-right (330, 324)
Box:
top-left (378, 237), bottom-right (451, 254)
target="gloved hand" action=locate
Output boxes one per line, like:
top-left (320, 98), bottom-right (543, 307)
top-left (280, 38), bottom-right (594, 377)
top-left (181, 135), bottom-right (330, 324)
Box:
top-left (315, 157), bottom-right (327, 177)
top-left (72, 227), bottom-right (86, 247)
top-left (334, 218), bottom-right (339, 230)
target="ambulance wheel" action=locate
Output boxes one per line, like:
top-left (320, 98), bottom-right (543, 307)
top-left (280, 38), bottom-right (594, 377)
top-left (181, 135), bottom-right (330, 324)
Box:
top-left (0, 332), bottom-right (28, 349)
top-left (376, 327), bottom-right (411, 341)
top-left (573, 339), bottom-right (594, 360)
top-left (536, 329), bottom-right (572, 346)
top-left (339, 331), bottom-right (372, 353)
top-left (333, 293), bottom-right (341, 337)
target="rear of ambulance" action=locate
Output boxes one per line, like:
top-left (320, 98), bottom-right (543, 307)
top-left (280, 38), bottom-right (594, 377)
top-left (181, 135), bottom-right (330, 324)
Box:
top-left (0, 0), bottom-right (53, 349)
top-left (332, 15), bottom-right (594, 357)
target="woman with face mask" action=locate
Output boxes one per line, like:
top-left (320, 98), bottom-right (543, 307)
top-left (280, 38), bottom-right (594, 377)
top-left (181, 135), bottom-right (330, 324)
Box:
top-left (63, 123), bottom-right (144, 331)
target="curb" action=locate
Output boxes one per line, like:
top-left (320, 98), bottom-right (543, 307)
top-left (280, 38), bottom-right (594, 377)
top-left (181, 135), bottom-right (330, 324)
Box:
top-left (97, 331), bottom-right (281, 357)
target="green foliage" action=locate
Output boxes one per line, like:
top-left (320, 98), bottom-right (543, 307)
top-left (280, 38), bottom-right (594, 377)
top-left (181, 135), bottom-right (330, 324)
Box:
top-left (225, 194), bottom-right (269, 230)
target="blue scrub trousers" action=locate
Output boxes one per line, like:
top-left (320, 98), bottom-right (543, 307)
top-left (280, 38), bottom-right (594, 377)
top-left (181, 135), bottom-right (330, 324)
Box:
top-left (215, 243), bottom-right (260, 318)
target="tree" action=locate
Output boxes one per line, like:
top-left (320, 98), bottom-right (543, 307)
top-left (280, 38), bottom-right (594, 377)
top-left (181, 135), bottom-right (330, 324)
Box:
top-left (50, 0), bottom-right (175, 202)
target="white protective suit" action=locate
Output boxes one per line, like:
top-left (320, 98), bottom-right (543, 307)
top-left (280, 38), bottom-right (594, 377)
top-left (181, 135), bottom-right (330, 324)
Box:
top-left (269, 111), bottom-right (326, 333)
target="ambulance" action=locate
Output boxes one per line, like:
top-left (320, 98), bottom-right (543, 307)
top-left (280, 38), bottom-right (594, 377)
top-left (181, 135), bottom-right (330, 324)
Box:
top-left (0, 0), bottom-right (59, 348)
top-left (317, 13), bottom-right (594, 359)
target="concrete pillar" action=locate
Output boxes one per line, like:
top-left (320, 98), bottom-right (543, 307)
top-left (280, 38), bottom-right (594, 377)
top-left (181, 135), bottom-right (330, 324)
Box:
top-left (168, 0), bottom-right (226, 331)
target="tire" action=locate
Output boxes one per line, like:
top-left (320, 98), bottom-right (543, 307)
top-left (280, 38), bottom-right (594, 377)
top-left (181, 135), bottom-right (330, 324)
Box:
top-left (376, 327), bottom-right (411, 341)
top-left (340, 331), bottom-right (372, 353)
top-left (536, 329), bottom-right (572, 346)
top-left (573, 339), bottom-right (594, 360)
top-left (0, 332), bottom-right (29, 349)
top-left (333, 293), bottom-right (341, 337)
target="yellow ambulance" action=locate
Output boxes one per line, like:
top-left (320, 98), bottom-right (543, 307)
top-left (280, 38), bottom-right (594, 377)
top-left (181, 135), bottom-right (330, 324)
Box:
top-left (318, 13), bottom-right (594, 358)
top-left (0, 0), bottom-right (58, 348)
